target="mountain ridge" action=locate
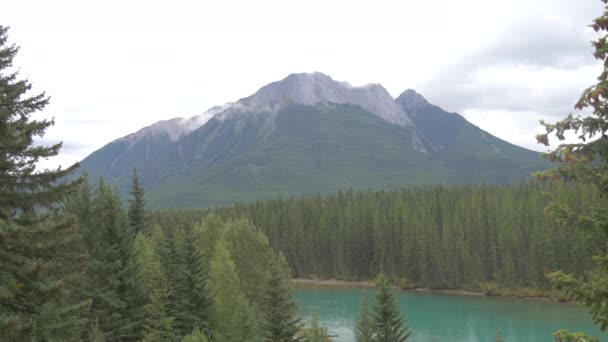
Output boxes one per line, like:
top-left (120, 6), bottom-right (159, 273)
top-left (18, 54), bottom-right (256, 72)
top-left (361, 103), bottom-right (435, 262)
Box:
top-left (79, 72), bottom-right (547, 207)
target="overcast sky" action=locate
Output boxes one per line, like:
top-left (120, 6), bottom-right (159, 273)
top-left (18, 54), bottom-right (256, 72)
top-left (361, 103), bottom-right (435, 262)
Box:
top-left (2, 0), bottom-right (604, 169)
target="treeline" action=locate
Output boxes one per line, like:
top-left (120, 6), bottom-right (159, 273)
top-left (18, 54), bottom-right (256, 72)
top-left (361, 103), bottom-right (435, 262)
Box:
top-left (219, 183), bottom-right (600, 291)
top-left (57, 172), bottom-right (312, 341)
top-left (151, 182), bottom-right (602, 293)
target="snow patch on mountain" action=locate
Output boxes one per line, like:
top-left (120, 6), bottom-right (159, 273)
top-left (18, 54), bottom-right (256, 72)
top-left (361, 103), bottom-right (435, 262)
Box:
top-left (123, 103), bottom-right (235, 142)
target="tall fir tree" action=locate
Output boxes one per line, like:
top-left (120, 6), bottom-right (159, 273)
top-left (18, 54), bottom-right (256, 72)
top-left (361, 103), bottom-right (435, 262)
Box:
top-left (86, 180), bottom-right (146, 341)
top-left (354, 297), bottom-right (374, 342)
top-left (169, 226), bottom-right (212, 336)
top-left (141, 281), bottom-right (175, 342)
top-left (260, 253), bottom-right (302, 341)
top-left (0, 25), bottom-right (89, 340)
top-left (371, 274), bottom-right (412, 342)
top-left (128, 168), bottom-right (147, 235)
top-left (133, 232), bottom-right (175, 342)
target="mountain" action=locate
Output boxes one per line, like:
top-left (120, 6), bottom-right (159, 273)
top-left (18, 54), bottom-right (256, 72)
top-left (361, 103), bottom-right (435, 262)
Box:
top-left (238, 72), bottom-right (412, 127)
top-left (79, 72), bottom-right (547, 208)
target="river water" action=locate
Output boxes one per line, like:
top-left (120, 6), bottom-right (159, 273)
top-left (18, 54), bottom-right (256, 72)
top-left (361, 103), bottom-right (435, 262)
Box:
top-left (295, 286), bottom-right (607, 341)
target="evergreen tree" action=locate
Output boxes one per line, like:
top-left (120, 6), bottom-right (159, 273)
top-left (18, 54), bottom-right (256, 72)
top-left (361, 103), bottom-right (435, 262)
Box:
top-left (86, 180), bottom-right (145, 341)
top-left (134, 232), bottom-right (175, 342)
top-left (0, 25), bottom-right (89, 340)
top-left (181, 327), bottom-right (210, 342)
top-left (142, 282), bottom-right (175, 342)
top-left (209, 239), bottom-right (257, 341)
top-left (355, 297), bottom-right (374, 342)
top-left (536, 0), bottom-right (608, 338)
top-left (133, 232), bottom-right (165, 295)
top-left (371, 274), bottom-right (412, 342)
top-left (128, 168), bottom-right (147, 235)
top-left (89, 320), bottom-right (106, 342)
top-left (260, 253), bottom-right (302, 341)
top-left (302, 311), bottom-right (332, 342)
top-left (170, 226), bottom-right (212, 336)
top-left (223, 219), bottom-right (275, 311)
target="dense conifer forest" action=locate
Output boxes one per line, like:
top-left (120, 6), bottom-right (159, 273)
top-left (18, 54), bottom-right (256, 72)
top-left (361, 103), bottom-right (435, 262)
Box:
top-left (149, 182), bottom-right (601, 297)
top-left (56, 173), bottom-right (310, 341)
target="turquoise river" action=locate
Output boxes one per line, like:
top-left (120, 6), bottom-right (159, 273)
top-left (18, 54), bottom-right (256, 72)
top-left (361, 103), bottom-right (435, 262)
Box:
top-left (295, 286), bottom-right (607, 341)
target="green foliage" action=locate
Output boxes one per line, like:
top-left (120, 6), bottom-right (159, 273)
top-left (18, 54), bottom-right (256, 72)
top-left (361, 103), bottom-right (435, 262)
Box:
top-left (223, 219), bottom-right (274, 311)
top-left (260, 253), bottom-right (302, 341)
top-left (89, 320), bottom-right (106, 342)
top-left (301, 311), bottom-right (332, 342)
top-left (181, 326), bottom-right (210, 342)
top-left (77, 179), bottom-right (146, 341)
top-left (168, 225), bottom-right (212, 336)
top-left (535, 0), bottom-right (608, 338)
top-left (553, 329), bottom-right (600, 342)
top-left (141, 283), bottom-right (175, 342)
top-left (128, 167), bottom-right (148, 235)
top-left (207, 183), bottom-right (599, 294)
top-left (133, 232), bottom-right (164, 295)
top-left (0, 25), bottom-right (89, 341)
top-left (355, 297), bottom-right (374, 342)
top-left (371, 274), bottom-right (412, 342)
top-left (68, 182), bottom-right (304, 341)
top-left (135, 233), bottom-right (175, 342)
top-left (209, 239), bottom-right (257, 341)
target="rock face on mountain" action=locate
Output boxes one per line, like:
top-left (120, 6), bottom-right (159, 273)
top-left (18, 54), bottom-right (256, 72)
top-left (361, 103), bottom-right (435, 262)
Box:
top-left (395, 89), bottom-right (430, 116)
top-left (79, 72), bottom-right (547, 208)
top-left (237, 72), bottom-right (412, 126)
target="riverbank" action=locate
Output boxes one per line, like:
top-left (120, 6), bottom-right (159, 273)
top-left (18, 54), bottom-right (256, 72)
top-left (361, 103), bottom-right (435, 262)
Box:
top-left (293, 278), bottom-right (376, 288)
top-left (292, 278), bottom-right (569, 302)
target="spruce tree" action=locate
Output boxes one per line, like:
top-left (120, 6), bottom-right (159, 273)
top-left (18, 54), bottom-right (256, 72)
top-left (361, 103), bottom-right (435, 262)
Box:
top-left (170, 226), bottom-right (212, 336)
top-left (128, 167), bottom-right (147, 235)
top-left (371, 274), bottom-right (412, 342)
top-left (0, 25), bottom-right (89, 340)
top-left (355, 297), bottom-right (374, 342)
top-left (134, 232), bottom-right (175, 342)
top-left (260, 253), bottom-right (302, 341)
top-left (142, 282), bottom-right (175, 342)
top-left (86, 180), bottom-right (145, 341)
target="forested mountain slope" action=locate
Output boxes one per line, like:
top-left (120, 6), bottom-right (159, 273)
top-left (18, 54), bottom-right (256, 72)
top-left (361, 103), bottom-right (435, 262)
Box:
top-left (80, 73), bottom-right (548, 207)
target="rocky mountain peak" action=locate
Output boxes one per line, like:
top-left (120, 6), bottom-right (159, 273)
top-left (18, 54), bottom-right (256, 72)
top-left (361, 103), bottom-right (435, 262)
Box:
top-left (395, 89), bottom-right (429, 116)
top-left (237, 72), bottom-right (412, 126)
